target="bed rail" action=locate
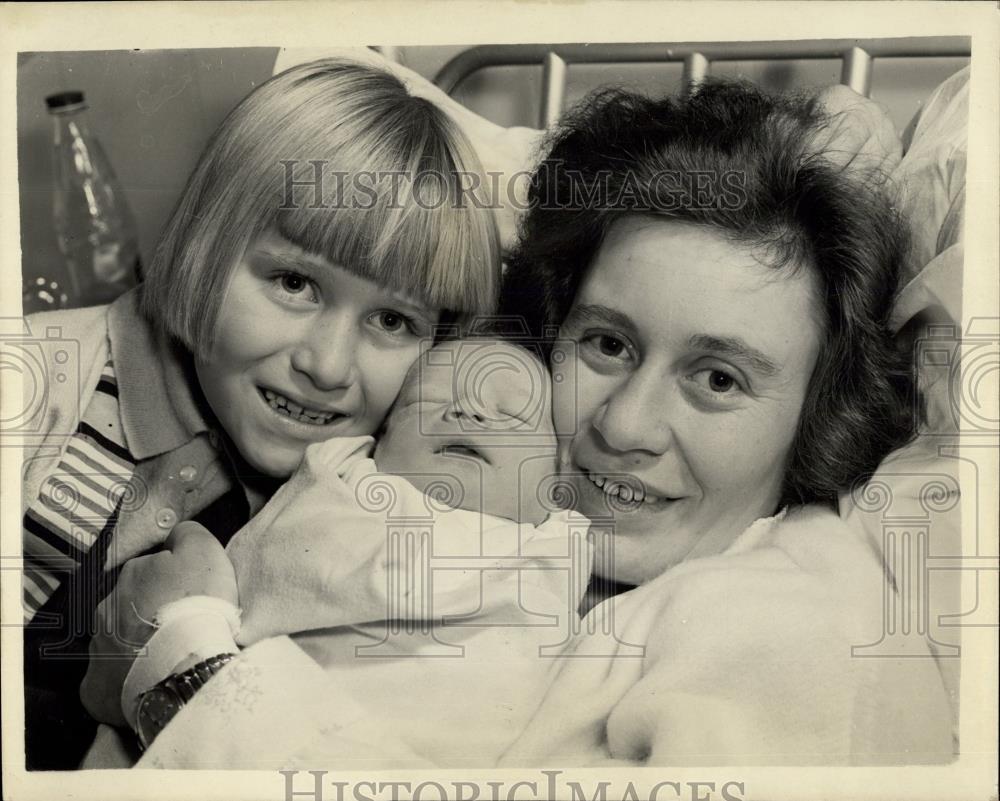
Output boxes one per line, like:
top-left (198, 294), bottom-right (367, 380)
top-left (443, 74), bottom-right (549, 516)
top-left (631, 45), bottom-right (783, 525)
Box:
top-left (433, 37), bottom-right (971, 127)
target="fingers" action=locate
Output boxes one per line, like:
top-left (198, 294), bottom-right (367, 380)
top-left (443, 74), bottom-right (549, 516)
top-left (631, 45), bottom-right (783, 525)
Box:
top-left (164, 520), bottom-right (219, 553)
top-left (166, 522), bottom-right (239, 606)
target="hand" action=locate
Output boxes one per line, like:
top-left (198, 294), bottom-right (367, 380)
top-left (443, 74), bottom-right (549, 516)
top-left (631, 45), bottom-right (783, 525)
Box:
top-left (813, 85), bottom-right (902, 173)
top-left (80, 522), bottom-right (238, 727)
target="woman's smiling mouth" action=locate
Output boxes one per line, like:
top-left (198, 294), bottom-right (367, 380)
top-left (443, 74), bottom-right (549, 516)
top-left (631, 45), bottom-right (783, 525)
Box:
top-left (260, 388), bottom-right (345, 426)
top-left (582, 469), bottom-right (676, 508)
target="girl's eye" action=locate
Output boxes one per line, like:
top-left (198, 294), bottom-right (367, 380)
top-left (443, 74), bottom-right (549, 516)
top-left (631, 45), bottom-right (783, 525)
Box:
top-left (273, 271), bottom-right (318, 303)
top-left (371, 310), bottom-right (418, 337)
top-left (281, 273), bottom-right (307, 293)
top-left (377, 311), bottom-right (404, 332)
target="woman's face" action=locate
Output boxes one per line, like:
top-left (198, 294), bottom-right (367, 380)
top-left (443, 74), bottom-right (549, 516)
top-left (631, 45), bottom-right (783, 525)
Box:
top-left (553, 217), bottom-right (823, 584)
top-left (196, 230), bottom-right (439, 478)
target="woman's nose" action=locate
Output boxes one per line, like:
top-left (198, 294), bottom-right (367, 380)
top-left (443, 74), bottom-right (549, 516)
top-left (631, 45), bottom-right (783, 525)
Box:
top-left (591, 372), bottom-right (673, 456)
top-left (290, 318), bottom-right (358, 390)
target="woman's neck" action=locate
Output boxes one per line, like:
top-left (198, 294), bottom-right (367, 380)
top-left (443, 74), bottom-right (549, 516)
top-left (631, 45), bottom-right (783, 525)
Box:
top-left (579, 574), bottom-right (635, 616)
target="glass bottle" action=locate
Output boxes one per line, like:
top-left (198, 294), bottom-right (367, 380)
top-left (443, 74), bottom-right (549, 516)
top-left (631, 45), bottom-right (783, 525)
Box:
top-left (46, 90), bottom-right (141, 308)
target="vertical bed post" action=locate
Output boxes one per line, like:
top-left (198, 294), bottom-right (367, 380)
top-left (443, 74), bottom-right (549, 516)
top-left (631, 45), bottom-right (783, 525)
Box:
top-left (540, 51), bottom-right (568, 128)
top-left (841, 46), bottom-right (873, 96)
top-left (682, 52), bottom-right (709, 93)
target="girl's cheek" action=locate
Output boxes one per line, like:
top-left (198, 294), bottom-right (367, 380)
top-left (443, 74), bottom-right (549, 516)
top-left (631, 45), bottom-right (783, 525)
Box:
top-left (364, 346), bottom-right (420, 414)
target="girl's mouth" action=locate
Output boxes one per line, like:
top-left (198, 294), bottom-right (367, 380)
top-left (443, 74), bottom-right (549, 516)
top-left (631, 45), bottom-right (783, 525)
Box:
top-left (260, 388), bottom-right (344, 426)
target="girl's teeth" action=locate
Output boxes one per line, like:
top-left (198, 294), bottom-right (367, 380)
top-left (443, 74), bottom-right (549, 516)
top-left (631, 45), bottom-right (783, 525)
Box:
top-left (263, 390), bottom-right (337, 425)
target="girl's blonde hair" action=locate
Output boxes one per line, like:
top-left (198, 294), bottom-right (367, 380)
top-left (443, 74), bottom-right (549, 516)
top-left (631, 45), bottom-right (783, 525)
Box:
top-left (142, 58), bottom-right (501, 359)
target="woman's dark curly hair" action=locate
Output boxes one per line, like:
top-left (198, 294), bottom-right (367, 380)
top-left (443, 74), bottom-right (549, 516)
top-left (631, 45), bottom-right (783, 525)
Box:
top-left (501, 79), bottom-right (915, 508)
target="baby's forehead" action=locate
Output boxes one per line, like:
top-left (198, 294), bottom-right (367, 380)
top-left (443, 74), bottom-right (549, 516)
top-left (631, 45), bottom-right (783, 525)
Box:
top-left (401, 340), bottom-right (549, 400)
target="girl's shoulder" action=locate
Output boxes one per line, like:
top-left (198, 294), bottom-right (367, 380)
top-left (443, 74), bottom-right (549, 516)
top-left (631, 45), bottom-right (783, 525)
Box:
top-left (25, 302), bottom-right (111, 343)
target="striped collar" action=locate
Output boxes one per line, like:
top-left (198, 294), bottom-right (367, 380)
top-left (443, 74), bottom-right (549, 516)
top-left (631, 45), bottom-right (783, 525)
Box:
top-left (107, 287), bottom-right (212, 461)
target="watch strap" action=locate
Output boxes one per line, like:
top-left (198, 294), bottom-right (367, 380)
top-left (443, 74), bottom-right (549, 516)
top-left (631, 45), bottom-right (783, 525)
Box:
top-left (136, 652), bottom-right (236, 750)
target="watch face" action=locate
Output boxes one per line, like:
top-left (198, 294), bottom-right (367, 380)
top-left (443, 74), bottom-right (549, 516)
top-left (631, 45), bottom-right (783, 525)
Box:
top-left (136, 686), bottom-right (184, 750)
top-left (134, 654), bottom-right (236, 750)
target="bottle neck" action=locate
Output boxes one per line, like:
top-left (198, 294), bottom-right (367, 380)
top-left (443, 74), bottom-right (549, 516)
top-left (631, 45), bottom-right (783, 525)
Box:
top-left (50, 106), bottom-right (92, 143)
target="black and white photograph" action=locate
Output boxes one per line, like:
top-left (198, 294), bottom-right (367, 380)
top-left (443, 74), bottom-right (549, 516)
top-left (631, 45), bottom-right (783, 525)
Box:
top-left (1, 3), bottom-right (997, 800)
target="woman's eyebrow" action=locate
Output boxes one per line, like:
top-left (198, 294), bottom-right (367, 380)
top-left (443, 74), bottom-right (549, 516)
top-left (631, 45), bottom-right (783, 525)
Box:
top-left (564, 303), bottom-right (636, 334)
top-left (689, 334), bottom-right (780, 376)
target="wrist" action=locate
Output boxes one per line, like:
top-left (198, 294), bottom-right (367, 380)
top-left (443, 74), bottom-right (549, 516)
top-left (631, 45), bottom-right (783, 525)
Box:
top-left (134, 653), bottom-right (237, 751)
top-left (170, 653), bottom-right (206, 674)
top-left (121, 596), bottom-right (241, 730)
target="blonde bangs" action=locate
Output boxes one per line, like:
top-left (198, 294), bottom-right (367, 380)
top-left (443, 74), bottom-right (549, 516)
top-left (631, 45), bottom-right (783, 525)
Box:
top-left (144, 58), bottom-right (500, 357)
top-left (274, 96), bottom-right (500, 321)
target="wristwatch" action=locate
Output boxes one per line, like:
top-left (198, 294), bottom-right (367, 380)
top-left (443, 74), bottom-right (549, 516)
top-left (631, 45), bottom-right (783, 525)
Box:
top-left (135, 653), bottom-right (236, 750)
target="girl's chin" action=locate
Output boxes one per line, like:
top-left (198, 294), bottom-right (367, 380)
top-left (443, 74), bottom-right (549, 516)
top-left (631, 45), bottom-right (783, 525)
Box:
top-left (236, 436), bottom-right (309, 480)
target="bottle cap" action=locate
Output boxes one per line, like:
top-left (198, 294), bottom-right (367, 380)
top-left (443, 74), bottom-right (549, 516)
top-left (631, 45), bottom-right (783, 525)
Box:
top-left (45, 91), bottom-right (86, 112)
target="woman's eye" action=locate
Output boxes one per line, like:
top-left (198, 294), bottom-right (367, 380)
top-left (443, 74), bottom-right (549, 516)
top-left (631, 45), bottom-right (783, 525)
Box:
top-left (708, 370), bottom-right (735, 392)
top-left (582, 332), bottom-right (631, 361)
top-left (691, 367), bottom-right (744, 398)
top-left (597, 335), bottom-right (626, 357)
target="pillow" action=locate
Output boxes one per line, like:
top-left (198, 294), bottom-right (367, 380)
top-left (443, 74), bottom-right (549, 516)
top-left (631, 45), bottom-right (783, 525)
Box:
top-left (839, 68), bottom-right (968, 739)
top-left (895, 66), bottom-right (969, 298)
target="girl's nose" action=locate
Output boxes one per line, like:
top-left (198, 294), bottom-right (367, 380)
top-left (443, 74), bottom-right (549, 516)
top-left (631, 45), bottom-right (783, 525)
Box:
top-left (290, 318), bottom-right (358, 391)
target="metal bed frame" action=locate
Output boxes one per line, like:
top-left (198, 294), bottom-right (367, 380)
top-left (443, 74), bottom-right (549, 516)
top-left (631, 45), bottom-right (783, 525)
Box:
top-left (432, 37), bottom-right (971, 127)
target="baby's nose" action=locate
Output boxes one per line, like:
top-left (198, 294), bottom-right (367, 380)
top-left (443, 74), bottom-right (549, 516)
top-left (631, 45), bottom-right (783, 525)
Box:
top-left (442, 406), bottom-right (487, 425)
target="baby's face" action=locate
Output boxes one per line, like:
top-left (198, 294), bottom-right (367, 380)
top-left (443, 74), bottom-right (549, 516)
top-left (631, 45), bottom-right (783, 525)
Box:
top-left (374, 340), bottom-right (557, 526)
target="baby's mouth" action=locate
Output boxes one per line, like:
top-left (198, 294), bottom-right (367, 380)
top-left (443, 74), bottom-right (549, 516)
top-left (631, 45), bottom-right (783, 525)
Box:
top-left (260, 388), bottom-right (344, 426)
top-left (436, 441), bottom-right (492, 464)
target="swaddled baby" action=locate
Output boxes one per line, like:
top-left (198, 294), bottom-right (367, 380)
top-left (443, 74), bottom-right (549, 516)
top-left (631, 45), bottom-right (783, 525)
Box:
top-left (225, 339), bottom-right (594, 765)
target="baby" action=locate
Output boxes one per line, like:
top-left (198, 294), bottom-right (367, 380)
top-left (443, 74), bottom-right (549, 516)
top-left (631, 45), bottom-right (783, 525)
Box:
top-left (183, 340), bottom-right (592, 765)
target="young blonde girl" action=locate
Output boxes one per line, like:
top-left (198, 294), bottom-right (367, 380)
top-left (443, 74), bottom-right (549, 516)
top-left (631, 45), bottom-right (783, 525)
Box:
top-left (23, 58), bottom-right (500, 769)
